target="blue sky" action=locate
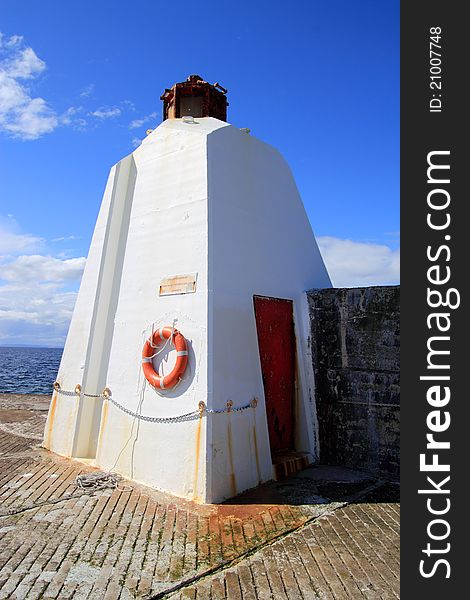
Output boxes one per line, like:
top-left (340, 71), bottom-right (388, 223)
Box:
top-left (0, 0), bottom-right (399, 346)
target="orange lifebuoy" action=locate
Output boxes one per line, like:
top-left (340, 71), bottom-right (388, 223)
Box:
top-left (142, 327), bottom-right (188, 390)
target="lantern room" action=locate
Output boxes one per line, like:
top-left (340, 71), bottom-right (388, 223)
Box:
top-left (160, 74), bottom-right (228, 121)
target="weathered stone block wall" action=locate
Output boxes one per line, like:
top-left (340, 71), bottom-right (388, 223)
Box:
top-left (307, 286), bottom-right (400, 479)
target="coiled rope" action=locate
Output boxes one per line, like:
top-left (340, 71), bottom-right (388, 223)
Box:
top-left (75, 471), bottom-right (122, 491)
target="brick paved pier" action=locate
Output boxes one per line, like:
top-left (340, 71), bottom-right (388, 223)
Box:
top-left (0, 395), bottom-right (399, 599)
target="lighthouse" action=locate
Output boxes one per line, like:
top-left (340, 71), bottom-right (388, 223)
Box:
top-left (43, 75), bottom-right (331, 503)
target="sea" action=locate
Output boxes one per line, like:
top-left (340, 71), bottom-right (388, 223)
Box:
top-left (0, 346), bottom-right (63, 395)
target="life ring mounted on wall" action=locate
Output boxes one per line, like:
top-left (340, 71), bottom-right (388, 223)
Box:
top-left (142, 326), bottom-right (189, 390)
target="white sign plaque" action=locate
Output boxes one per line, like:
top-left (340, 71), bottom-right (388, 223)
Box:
top-left (159, 273), bottom-right (197, 296)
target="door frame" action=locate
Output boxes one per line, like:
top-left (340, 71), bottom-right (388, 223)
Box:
top-left (252, 293), bottom-right (319, 462)
top-left (253, 295), bottom-right (296, 454)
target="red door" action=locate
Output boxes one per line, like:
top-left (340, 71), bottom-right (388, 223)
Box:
top-left (253, 296), bottom-right (296, 453)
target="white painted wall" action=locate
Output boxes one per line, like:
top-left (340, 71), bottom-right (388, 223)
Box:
top-left (73, 155), bottom-right (137, 459)
top-left (95, 118), bottom-right (221, 500)
top-left (207, 125), bottom-right (331, 501)
top-left (43, 167), bottom-right (117, 456)
top-left (44, 116), bottom-right (331, 503)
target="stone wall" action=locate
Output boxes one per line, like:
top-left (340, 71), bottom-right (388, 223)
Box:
top-left (307, 286), bottom-right (400, 479)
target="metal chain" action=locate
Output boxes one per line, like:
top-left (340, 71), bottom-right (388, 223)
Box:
top-left (54, 382), bottom-right (110, 399)
top-left (107, 395), bottom-right (201, 423)
top-left (55, 388), bottom-right (79, 397)
top-left (55, 388), bottom-right (102, 398)
top-left (52, 383), bottom-right (256, 423)
top-left (206, 398), bottom-right (257, 414)
top-left (206, 404), bottom-right (252, 414)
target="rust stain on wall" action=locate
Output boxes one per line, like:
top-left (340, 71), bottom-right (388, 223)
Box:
top-left (95, 399), bottom-right (109, 459)
top-left (64, 399), bottom-right (78, 458)
top-left (43, 392), bottom-right (57, 449)
top-left (252, 424), bottom-right (261, 484)
top-left (192, 415), bottom-right (203, 502)
top-left (227, 418), bottom-right (237, 498)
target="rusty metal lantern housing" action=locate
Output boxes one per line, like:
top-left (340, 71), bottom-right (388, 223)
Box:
top-left (160, 74), bottom-right (228, 122)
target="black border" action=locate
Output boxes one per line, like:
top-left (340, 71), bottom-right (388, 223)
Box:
top-left (401, 2), bottom-right (467, 596)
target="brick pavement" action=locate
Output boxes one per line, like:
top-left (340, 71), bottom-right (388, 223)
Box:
top-left (0, 395), bottom-right (399, 599)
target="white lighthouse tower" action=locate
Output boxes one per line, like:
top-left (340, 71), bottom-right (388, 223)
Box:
top-left (44, 75), bottom-right (331, 503)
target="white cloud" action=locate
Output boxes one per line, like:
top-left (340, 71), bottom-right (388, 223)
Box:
top-left (1, 255), bottom-right (85, 283)
top-left (4, 46), bottom-right (46, 79)
top-left (129, 111), bottom-right (157, 130)
top-left (58, 107), bottom-right (91, 131)
top-left (90, 106), bottom-right (121, 119)
top-left (0, 282), bottom-right (79, 347)
top-left (129, 118), bottom-right (145, 129)
top-left (1, 34), bottom-right (131, 139)
top-left (0, 33), bottom-right (59, 140)
top-left (51, 235), bottom-right (80, 242)
top-left (60, 106), bottom-right (81, 124)
top-left (0, 217), bottom-right (43, 254)
top-left (80, 83), bottom-right (94, 97)
top-left (131, 137), bottom-right (142, 148)
top-left (0, 34), bottom-right (24, 48)
top-left (0, 217), bottom-right (85, 346)
top-left (122, 99), bottom-right (136, 111)
top-left (317, 236), bottom-right (400, 287)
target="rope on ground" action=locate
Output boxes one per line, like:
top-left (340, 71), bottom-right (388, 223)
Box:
top-left (0, 472), bottom-right (133, 518)
top-left (74, 471), bottom-right (122, 491)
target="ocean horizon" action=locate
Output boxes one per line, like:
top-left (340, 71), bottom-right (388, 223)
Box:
top-left (0, 346), bottom-right (63, 395)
